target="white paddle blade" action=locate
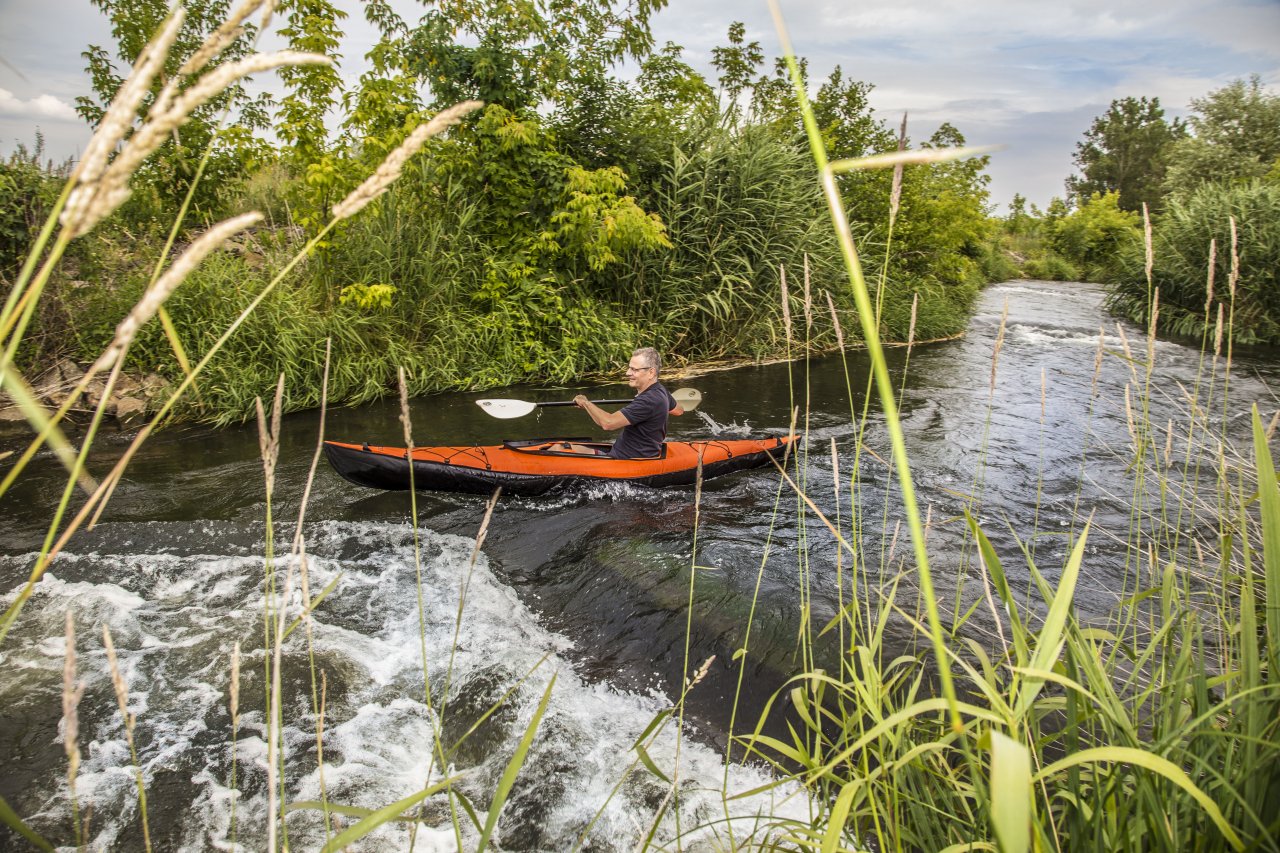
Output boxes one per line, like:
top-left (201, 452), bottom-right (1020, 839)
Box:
top-left (673, 387), bottom-right (702, 411)
top-left (476, 399), bottom-right (538, 419)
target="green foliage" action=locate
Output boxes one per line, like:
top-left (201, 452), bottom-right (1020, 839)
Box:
top-left (405, 0), bottom-right (668, 111)
top-left (547, 165), bottom-right (672, 271)
top-left (1165, 76), bottom-right (1280, 199)
top-left (616, 122), bottom-right (844, 357)
top-left (1021, 253), bottom-right (1080, 281)
top-left (1066, 96), bottom-right (1184, 213)
top-left (1107, 180), bottom-right (1280, 343)
top-left (1049, 190), bottom-right (1142, 281)
top-left (78, 0), bottom-right (267, 225)
top-left (338, 282), bottom-right (396, 310)
top-left (0, 137), bottom-right (68, 276)
top-left (29, 0), bottom-right (1003, 419)
top-left (276, 0), bottom-right (346, 158)
top-left (884, 124), bottom-right (993, 301)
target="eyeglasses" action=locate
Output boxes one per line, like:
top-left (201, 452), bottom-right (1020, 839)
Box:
top-left (626, 364), bottom-right (655, 374)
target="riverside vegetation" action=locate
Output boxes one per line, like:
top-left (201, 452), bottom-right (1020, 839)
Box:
top-left (1, 0), bottom-right (1278, 851)
top-left (2, 0), bottom-right (995, 427)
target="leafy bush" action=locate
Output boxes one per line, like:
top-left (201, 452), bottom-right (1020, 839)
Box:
top-left (1106, 180), bottom-right (1280, 342)
top-left (1049, 191), bottom-right (1141, 281)
top-left (0, 139), bottom-right (67, 277)
top-left (1022, 253), bottom-right (1081, 281)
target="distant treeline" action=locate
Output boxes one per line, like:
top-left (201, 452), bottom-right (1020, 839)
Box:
top-left (993, 77), bottom-right (1280, 344)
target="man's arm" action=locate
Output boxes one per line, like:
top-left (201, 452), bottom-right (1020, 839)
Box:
top-left (670, 405), bottom-right (684, 416)
top-left (574, 395), bottom-right (631, 430)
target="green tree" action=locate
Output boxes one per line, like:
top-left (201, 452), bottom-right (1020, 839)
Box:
top-left (1066, 96), bottom-right (1184, 213)
top-left (1006, 193), bottom-right (1030, 235)
top-left (404, 0), bottom-right (667, 111)
top-left (813, 67), bottom-right (890, 160)
top-left (750, 56), bottom-right (807, 134)
top-left (888, 123), bottom-right (993, 293)
top-left (275, 0), bottom-right (346, 164)
top-left (1164, 76), bottom-right (1280, 197)
top-left (710, 22), bottom-right (763, 122)
top-left (77, 0), bottom-right (269, 223)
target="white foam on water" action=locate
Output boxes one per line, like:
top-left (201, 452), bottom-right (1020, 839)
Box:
top-left (1, 520), bottom-right (806, 851)
top-left (694, 411), bottom-right (755, 436)
top-left (1007, 324), bottom-right (1131, 349)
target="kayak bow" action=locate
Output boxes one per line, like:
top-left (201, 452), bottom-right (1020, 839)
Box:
top-left (323, 435), bottom-right (794, 496)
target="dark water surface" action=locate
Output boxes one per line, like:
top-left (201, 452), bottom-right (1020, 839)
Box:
top-left (2, 281), bottom-right (1277, 850)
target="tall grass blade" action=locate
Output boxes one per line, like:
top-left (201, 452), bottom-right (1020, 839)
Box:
top-left (1014, 519), bottom-right (1090, 718)
top-left (988, 731), bottom-right (1031, 853)
top-left (819, 780), bottom-right (858, 853)
top-left (316, 775), bottom-right (462, 853)
top-left (1250, 406), bottom-right (1280, 661)
top-left (1034, 747), bottom-right (1245, 850)
top-left (477, 672), bottom-right (557, 851)
top-left (0, 793), bottom-right (54, 852)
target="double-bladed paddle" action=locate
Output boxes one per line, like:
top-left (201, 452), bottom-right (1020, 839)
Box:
top-left (476, 387), bottom-right (702, 420)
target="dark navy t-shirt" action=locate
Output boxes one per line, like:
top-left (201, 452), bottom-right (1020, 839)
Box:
top-left (608, 382), bottom-right (677, 459)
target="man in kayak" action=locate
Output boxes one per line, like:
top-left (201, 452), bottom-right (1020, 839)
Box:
top-left (574, 347), bottom-right (684, 458)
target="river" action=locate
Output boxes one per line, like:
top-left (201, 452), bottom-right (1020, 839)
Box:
top-left (1, 280), bottom-right (1276, 850)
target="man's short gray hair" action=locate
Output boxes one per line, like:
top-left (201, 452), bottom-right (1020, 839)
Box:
top-left (632, 346), bottom-right (661, 374)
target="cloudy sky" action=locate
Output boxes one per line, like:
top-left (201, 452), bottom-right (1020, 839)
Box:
top-left (1, 0), bottom-right (1277, 210)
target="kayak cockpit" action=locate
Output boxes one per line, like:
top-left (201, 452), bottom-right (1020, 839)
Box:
top-left (501, 437), bottom-right (664, 460)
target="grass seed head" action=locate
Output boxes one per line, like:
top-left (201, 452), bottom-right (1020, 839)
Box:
top-left (989, 298), bottom-right (1009, 395)
top-left (180, 0), bottom-right (269, 76)
top-left (687, 655), bottom-right (716, 689)
top-left (62, 9), bottom-right (186, 235)
top-left (1143, 203), bottom-right (1153, 288)
top-left (1228, 216), bottom-right (1239, 299)
top-left (398, 366), bottom-right (413, 451)
top-left (889, 112), bottom-right (907, 225)
top-left (229, 641), bottom-right (240, 722)
top-left (99, 52), bottom-right (331, 210)
top-left (825, 290), bottom-right (844, 350)
top-left (1091, 326), bottom-right (1104, 397)
top-left (1214, 303), bottom-right (1224, 357)
top-left (62, 612), bottom-right (85, 775)
top-left (779, 264), bottom-right (792, 345)
top-left (1205, 238), bottom-right (1217, 311)
top-left (908, 292), bottom-right (919, 349)
top-left (101, 624), bottom-right (133, 730)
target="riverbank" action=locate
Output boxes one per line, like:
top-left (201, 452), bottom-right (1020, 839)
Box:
top-left (0, 328), bottom-right (970, 437)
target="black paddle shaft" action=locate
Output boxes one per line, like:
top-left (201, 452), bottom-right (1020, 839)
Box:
top-left (536, 399), bottom-right (630, 408)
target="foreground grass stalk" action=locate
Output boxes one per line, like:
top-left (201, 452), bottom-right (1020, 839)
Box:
top-left (101, 625), bottom-right (152, 852)
top-left (767, 0), bottom-right (960, 728)
top-left (62, 612), bottom-right (85, 852)
top-left (228, 641), bottom-right (240, 850)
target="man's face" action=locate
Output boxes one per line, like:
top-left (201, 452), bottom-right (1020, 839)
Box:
top-left (626, 359), bottom-right (655, 390)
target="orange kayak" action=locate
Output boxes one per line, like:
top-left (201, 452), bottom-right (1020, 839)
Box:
top-left (323, 435), bottom-right (794, 496)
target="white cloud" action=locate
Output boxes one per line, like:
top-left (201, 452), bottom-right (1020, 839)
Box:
top-left (0, 87), bottom-right (79, 121)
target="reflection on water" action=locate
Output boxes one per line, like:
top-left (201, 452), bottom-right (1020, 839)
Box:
top-left (2, 280), bottom-right (1277, 849)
